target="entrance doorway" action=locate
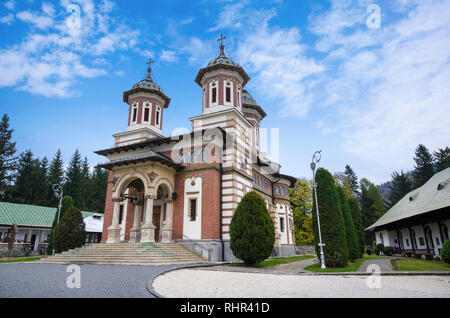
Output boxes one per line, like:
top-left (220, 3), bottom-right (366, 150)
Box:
top-left (153, 206), bottom-right (161, 242)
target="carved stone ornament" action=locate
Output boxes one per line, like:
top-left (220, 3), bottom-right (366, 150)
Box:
top-left (148, 172), bottom-right (159, 183)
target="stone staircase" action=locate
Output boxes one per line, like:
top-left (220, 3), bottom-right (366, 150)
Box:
top-left (37, 242), bottom-right (207, 265)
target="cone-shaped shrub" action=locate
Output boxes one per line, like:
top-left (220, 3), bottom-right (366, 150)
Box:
top-left (230, 191), bottom-right (275, 265)
top-left (47, 196), bottom-right (74, 254)
top-left (54, 207), bottom-right (86, 253)
top-left (337, 186), bottom-right (360, 260)
top-left (312, 168), bottom-right (349, 267)
top-left (442, 240), bottom-right (450, 264)
top-left (347, 197), bottom-right (365, 255)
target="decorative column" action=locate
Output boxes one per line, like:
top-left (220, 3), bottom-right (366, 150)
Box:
top-left (129, 200), bottom-right (142, 243)
top-left (107, 198), bottom-right (122, 243)
top-left (140, 194), bottom-right (156, 243)
top-left (161, 200), bottom-right (174, 243)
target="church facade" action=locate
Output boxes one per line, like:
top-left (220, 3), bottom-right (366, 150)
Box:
top-left (95, 38), bottom-right (297, 261)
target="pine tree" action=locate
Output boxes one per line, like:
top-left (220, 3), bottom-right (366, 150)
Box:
top-left (0, 114), bottom-right (17, 201)
top-left (54, 207), bottom-right (86, 253)
top-left (347, 197), bottom-right (365, 255)
top-left (47, 149), bottom-right (64, 206)
top-left (386, 170), bottom-right (413, 208)
top-left (36, 157), bottom-right (49, 206)
top-left (412, 144), bottom-right (435, 189)
top-left (344, 165), bottom-right (359, 198)
top-left (64, 150), bottom-right (83, 209)
top-left (312, 168), bottom-right (348, 268)
top-left (336, 186), bottom-right (360, 260)
top-left (47, 195), bottom-right (74, 255)
top-left (10, 150), bottom-right (35, 204)
top-left (86, 166), bottom-right (108, 213)
top-left (360, 178), bottom-right (387, 245)
top-left (230, 191), bottom-right (275, 265)
top-left (433, 147), bottom-right (450, 173)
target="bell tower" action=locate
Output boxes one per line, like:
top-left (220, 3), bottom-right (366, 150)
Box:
top-left (194, 35), bottom-right (250, 118)
top-left (114, 59), bottom-right (171, 147)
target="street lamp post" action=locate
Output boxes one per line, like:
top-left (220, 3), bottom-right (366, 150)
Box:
top-left (311, 150), bottom-right (326, 270)
top-left (52, 184), bottom-right (63, 256)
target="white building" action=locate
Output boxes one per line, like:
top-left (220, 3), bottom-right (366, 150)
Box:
top-left (0, 202), bottom-right (103, 256)
top-left (366, 167), bottom-right (450, 256)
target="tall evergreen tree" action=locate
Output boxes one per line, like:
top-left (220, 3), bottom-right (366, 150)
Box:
top-left (86, 165), bottom-right (108, 213)
top-left (79, 156), bottom-right (90, 211)
top-left (0, 114), bottom-right (17, 201)
top-left (344, 165), bottom-right (359, 198)
top-left (47, 195), bottom-right (74, 255)
top-left (359, 178), bottom-right (387, 245)
top-left (47, 149), bottom-right (64, 206)
top-left (54, 207), bottom-right (86, 253)
top-left (347, 197), bottom-right (365, 255)
top-left (386, 170), bottom-right (413, 208)
top-left (433, 147), bottom-right (450, 173)
top-left (312, 168), bottom-right (348, 268)
top-left (412, 144), bottom-right (435, 189)
top-left (36, 157), bottom-right (49, 206)
top-left (336, 186), bottom-right (360, 260)
top-left (64, 150), bottom-right (83, 209)
top-left (11, 150), bottom-right (36, 204)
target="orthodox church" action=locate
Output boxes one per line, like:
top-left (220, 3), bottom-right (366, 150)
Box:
top-left (95, 37), bottom-right (297, 261)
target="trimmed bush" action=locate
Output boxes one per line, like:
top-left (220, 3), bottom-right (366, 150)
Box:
top-left (312, 168), bottom-right (348, 268)
top-left (383, 246), bottom-right (394, 256)
top-left (337, 186), bottom-right (360, 260)
top-left (375, 243), bottom-right (384, 255)
top-left (230, 191), bottom-right (275, 265)
top-left (47, 195), bottom-right (74, 254)
top-left (442, 240), bottom-right (450, 264)
top-left (347, 198), bottom-right (365, 256)
top-left (366, 248), bottom-right (372, 255)
top-left (54, 207), bottom-right (86, 253)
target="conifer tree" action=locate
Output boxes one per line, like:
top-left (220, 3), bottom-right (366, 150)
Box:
top-left (312, 168), bottom-right (348, 268)
top-left (54, 206), bottom-right (86, 253)
top-left (347, 197), bottom-right (365, 255)
top-left (0, 114), bottom-right (17, 201)
top-left (433, 147), bottom-right (450, 173)
top-left (360, 178), bottom-right (387, 244)
top-left (337, 186), bottom-right (360, 260)
top-left (386, 170), bottom-right (413, 208)
top-left (47, 195), bottom-right (74, 254)
top-left (86, 166), bottom-right (108, 213)
top-left (412, 144), bottom-right (435, 188)
top-left (344, 165), bottom-right (359, 198)
top-left (47, 150), bottom-right (64, 206)
top-left (64, 150), bottom-right (83, 209)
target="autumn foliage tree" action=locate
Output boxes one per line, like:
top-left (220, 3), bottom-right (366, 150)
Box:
top-left (290, 178), bottom-right (314, 245)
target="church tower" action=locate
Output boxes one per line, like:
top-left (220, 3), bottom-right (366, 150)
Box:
top-left (114, 59), bottom-right (171, 147)
top-left (193, 35), bottom-right (250, 124)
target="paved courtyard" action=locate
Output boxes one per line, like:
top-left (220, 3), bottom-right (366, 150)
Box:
top-left (0, 262), bottom-right (205, 298)
top-left (153, 268), bottom-right (450, 298)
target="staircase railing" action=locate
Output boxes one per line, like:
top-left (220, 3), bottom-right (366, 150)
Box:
top-left (182, 234), bottom-right (212, 261)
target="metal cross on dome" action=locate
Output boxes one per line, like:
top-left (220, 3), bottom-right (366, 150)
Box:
top-left (146, 58), bottom-right (154, 79)
top-left (218, 34), bottom-right (227, 46)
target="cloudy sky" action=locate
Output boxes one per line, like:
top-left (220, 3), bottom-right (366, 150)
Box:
top-left (0, 0), bottom-right (449, 184)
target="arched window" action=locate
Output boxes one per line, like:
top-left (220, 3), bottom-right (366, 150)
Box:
top-left (143, 102), bottom-right (151, 123)
top-left (155, 105), bottom-right (161, 127)
top-left (210, 81), bottom-right (218, 105)
top-left (131, 102), bottom-right (138, 123)
top-left (224, 80), bottom-right (233, 105)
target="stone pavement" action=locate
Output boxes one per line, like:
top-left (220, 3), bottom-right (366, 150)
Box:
top-left (358, 258), bottom-right (393, 273)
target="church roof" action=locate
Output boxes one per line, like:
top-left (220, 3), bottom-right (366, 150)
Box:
top-left (242, 89), bottom-right (267, 119)
top-left (123, 60), bottom-right (171, 107)
top-left (195, 40), bottom-right (250, 87)
top-left (366, 167), bottom-right (450, 231)
top-left (98, 150), bottom-right (182, 170)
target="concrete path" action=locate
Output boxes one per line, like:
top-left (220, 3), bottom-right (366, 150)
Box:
top-left (0, 262), bottom-right (210, 298)
top-left (153, 268), bottom-right (450, 298)
top-left (359, 259), bottom-right (393, 273)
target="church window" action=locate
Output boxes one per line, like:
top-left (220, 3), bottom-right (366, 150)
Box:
top-left (156, 105), bottom-right (161, 127)
top-left (131, 103), bottom-right (138, 123)
top-left (189, 199), bottom-right (197, 221)
top-left (237, 87), bottom-right (241, 107)
top-left (143, 103), bottom-right (150, 123)
top-left (226, 87), bottom-right (231, 103)
top-left (280, 217), bottom-right (285, 232)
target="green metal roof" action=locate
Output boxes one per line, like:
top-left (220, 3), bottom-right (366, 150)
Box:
top-left (0, 202), bottom-right (96, 228)
top-left (366, 167), bottom-right (450, 231)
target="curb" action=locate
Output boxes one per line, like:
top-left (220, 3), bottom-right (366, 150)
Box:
top-left (146, 262), bottom-right (231, 298)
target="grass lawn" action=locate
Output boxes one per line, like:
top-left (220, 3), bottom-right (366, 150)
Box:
top-left (0, 257), bottom-right (40, 263)
top-left (392, 259), bottom-right (450, 271)
top-left (227, 255), bottom-right (315, 268)
top-left (304, 256), bottom-right (388, 272)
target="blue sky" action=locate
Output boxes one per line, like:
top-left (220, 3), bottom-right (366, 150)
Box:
top-left (0, 0), bottom-right (449, 184)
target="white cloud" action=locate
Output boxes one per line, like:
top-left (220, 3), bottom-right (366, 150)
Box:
top-left (16, 11), bottom-right (54, 29)
top-left (4, 0), bottom-right (15, 10)
top-left (160, 50), bottom-right (178, 63)
top-left (0, 14), bottom-right (14, 24)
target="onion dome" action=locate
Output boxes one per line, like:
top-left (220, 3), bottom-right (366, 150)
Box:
top-left (195, 35), bottom-right (250, 87)
top-left (242, 89), bottom-right (266, 119)
top-left (123, 59), bottom-right (171, 107)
